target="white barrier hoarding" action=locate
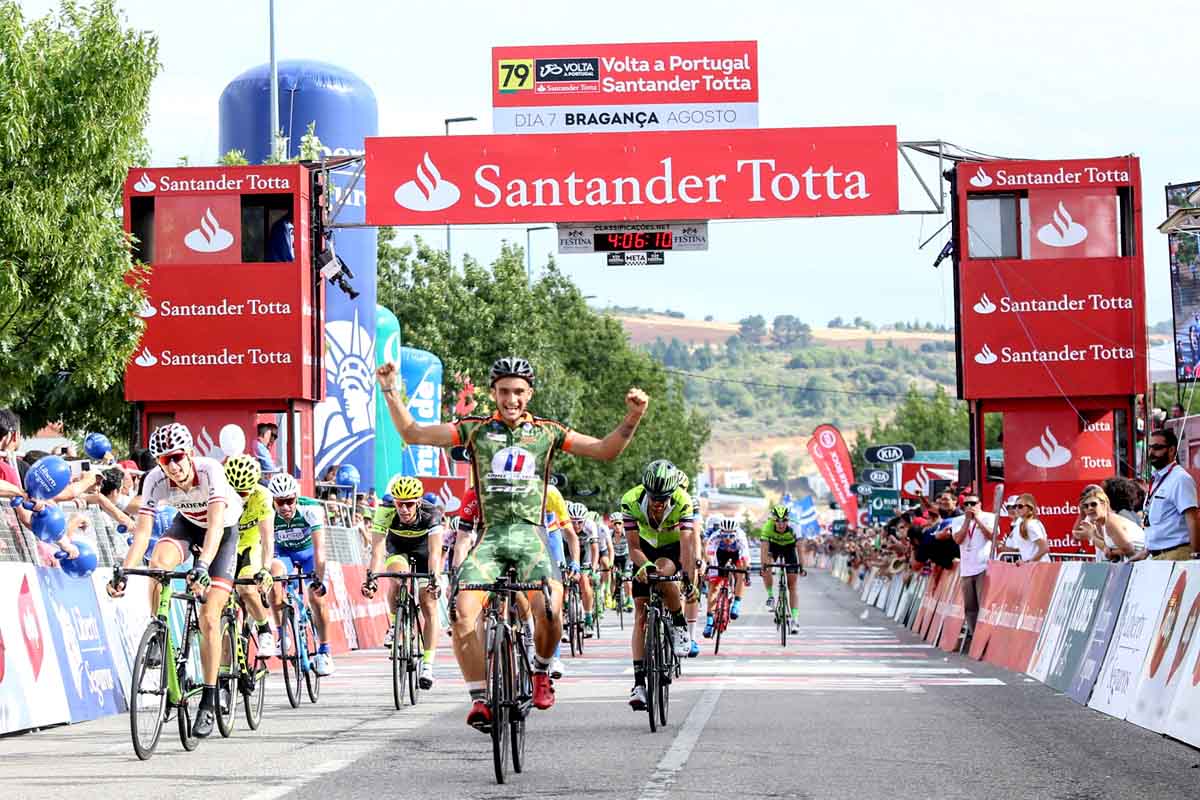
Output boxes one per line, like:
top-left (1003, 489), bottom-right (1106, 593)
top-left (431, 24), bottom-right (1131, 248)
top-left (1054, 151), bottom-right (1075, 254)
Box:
top-left (0, 564), bottom-right (70, 733)
top-left (1126, 563), bottom-right (1200, 733)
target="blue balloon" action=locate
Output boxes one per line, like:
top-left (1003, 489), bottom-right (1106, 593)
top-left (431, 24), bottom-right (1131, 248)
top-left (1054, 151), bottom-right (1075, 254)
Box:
top-left (84, 432), bottom-right (112, 460)
top-left (30, 504), bottom-right (66, 543)
top-left (25, 455), bottom-right (72, 500)
top-left (336, 464), bottom-right (361, 486)
top-left (56, 538), bottom-right (98, 578)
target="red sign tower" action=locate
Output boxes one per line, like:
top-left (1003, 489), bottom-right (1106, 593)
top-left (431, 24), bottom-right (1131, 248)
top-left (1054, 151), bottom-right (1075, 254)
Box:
top-left (953, 157), bottom-right (1146, 552)
top-left (122, 165), bottom-right (324, 488)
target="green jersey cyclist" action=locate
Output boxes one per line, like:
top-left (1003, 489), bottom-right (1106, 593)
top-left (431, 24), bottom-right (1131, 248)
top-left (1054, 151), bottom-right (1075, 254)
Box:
top-left (760, 504), bottom-right (804, 635)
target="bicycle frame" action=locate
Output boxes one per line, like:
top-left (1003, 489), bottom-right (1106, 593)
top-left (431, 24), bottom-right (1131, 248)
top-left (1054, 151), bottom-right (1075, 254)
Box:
top-left (146, 574), bottom-right (203, 708)
top-left (280, 573), bottom-right (316, 674)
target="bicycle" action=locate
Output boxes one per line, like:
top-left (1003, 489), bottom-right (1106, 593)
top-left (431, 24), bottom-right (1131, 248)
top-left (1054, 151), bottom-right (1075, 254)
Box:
top-left (612, 563), bottom-right (631, 631)
top-left (764, 562), bottom-right (805, 647)
top-left (640, 565), bottom-right (683, 733)
top-left (116, 567), bottom-right (206, 760)
top-left (708, 566), bottom-right (748, 656)
top-left (456, 569), bottom-right (552, 785)
top-left (277, 572), bottom-right (321, 708)
top-left (563, 570), bottom-right (585, 657)
top-left (366, 570), bottom-right (429, 709)
top-left (214, 577), bottom-right (271, 737)
top-left (589, 567), bottom-right (607, 640)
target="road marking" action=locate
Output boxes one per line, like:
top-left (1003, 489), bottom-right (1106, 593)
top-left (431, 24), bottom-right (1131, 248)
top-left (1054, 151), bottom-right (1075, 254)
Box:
top-left (636, 665), bottom-right (731, 800)
top-left (242, 759), bottom-right (354, 800)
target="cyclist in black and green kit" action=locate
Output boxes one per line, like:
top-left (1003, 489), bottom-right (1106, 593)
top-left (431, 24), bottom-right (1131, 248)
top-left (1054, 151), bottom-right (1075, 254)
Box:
top-left (760, 504), bottom-right (803, 635)
top-left (377, 356), bottom-right (648, 730)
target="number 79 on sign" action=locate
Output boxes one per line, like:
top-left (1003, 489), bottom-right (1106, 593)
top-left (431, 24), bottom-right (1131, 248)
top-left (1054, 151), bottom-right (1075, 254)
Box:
top-left (498, 59), bottom-right (533, 92)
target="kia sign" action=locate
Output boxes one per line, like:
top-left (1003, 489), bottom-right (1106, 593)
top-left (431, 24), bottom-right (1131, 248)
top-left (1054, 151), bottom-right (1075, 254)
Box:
top-left (364, 126), bottom-right (899, 226)
top-left (864, 444), bottom-right (914, 464)
top-left (493, 41), bottom-right (758, 134)
top-left (860, 467), bottom-right (894, 488)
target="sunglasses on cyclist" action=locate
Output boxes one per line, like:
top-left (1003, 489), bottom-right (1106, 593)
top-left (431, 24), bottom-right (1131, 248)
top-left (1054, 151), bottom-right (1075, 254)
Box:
top-left (394, 499), bottom-right (419, 510)
top-left (274, 496), bottom-right (297, 507)
top-left (157, 451), bottom-right (188, 467)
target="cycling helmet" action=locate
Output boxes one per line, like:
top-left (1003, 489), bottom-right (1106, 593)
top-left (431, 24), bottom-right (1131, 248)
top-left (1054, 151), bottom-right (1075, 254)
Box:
top-left (387, 475), bottom-right (424, 501)
top-left (719, 517), bottom-right (739, 532)
top-left (770, 504), bottom-right (789, 521)
top-left (678, 473), bottom-right (690, 491)
top-left (609, 511), bottom-right (623, 525)
top-left (268, 473), bottom-right (300, 499)
top-left (567, 501), bottom-right (588, 520)
top-left (148, 423), bottom-right (192, 458)
top-left (224, 455), bottom-right (261, 492)
top-left (641, 459), bottom-right (681, 500)
top-left (489, 356), bottom-right (535, 387)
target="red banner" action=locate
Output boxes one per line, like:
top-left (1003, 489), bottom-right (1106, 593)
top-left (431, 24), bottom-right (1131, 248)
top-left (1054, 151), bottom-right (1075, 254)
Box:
top-left (1003, 406), bottom-right (1116, 483)
top-left (807, 424), bottom-right (859, 525)
top-left (899, 462), bottom-right (957, 500)
top-left (1003, 479), bottom-right (1095, 554)
top-left (1026, 189), bottom-right (1118, 260)
top-left (364, 126), bottom-right (899, 226)
top-left (418, 476), bottom-right (468, 516)
top-left (155, 195), bottom-right (241, 264)
top-left (1004, 562), bottom-right (1062, 672)
top-left (493, 41), bottom-right (758, 107)
top-left (978, 561), bottom-right (1037, 666)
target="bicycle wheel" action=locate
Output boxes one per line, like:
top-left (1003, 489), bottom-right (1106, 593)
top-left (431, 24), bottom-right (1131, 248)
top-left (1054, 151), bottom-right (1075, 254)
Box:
top-left (566, 587), bottom-right (580, 657)
top-left (489, 622), bottom-right (510, 784)
top-left (616, 584), bottom-right (625, 631)
top-left (408, 596), bottom-right (422, 706)
top-left (177, 622), bottom-right (203, 751)
top-left (304, 614), bottom-right (321, 704)
top-left (656, 616), bottom-right (673, 727)
top-left (281, 606), bottom-right (301, 708)
top-left (242, 621), bottom-right (266, 730)
top-left (510, 635), bottom-right (529, 774)
top-left (129, 622), bottom-right (168, 760)
top-left (216, 614), bottom-right (237, 738)
top-left (644, 608), bottom-right (659, 733)
top-left (391, 604), bottom-right (405, 710)
top-left (714, 595), bottom-right (725, 656)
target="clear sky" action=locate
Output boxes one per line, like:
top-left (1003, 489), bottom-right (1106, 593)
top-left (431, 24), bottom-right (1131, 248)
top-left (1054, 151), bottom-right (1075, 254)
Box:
top-left (22, 0), bottom-right (1193, 327)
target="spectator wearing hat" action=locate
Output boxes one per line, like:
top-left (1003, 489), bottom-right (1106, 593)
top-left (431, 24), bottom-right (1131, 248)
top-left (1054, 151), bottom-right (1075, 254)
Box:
top-left (1132, 428), bottom-right (1200, 562)
top-left (1072, 484), bottom-right (1142, 562)
top-left (994, 494), bottom-right (1050, 563)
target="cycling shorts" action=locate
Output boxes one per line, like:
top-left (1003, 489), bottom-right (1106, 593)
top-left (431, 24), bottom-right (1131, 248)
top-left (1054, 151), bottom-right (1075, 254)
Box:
top-left (632, 538), bottom-right (681, 600)
top-left (457, 523), bottom-right (560, 586)
top-left (707, 548), bottom-right (744, 580)
top-left (768, 542), bottom-right (799, 566)
top-left (276, 546), bottom-right (319, 581)
top-left (384, 534), bottom-right (431, 580)
top-left (236, 543), bottom-right (263, 580)
top-left (613, 553), bottom-right (629, 573)
top-left (157, 515), bottom-right (237, 593)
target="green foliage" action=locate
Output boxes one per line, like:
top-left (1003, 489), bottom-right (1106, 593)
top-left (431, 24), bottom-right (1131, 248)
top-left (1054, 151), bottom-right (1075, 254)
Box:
top-left (738, 314), bottom-right (766, 340)
top-left (0, 0), bottom-right (158, 432)
top-left (220, 148), bottom-right (249, 166)
top-left (770, 450), bottom-right (790, 485)
top-left (771, 314), bottom-right (811, 347)
top-left (376, 228), bottom-right (708, 508)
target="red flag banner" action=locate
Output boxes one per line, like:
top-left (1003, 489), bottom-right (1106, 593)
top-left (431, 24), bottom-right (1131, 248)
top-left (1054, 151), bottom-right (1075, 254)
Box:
top-left (807, 424), bottom-right (859, 524)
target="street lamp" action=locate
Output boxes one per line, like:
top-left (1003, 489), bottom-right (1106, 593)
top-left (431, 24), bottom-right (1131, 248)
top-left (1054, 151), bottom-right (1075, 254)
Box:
top-left (525, 226), bottom-right (552, 285)
top-left (443, 116), bottom-right (477, 265)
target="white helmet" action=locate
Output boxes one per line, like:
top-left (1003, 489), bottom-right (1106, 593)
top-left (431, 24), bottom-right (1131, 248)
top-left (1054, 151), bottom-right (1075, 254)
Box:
top-left (718, 517), bottom-right (739, 532)
top-left (268, 473), bottom-right (300, 498)
top-left (567, 501), bottom-right (588, 520)
top-left (148, 423), bottom-right (192, 458)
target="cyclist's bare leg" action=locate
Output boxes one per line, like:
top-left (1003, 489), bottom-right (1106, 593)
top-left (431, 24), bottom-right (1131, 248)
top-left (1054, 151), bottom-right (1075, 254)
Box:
top-left (268, 559), bottom-right (288, 627)
top-left (734, 559), bottom-right (749, 598)
top-left (450, 589), bottom-right (486, 683)
top-left (581, 570), bottom-right (595, 614)
top-left (236, 582), bottom-right (271, 626)
top-left (419, 581), bottom-right (439, 653)
top-left (147, 539), bottom-right (183, 611)
top-left (631, 597), bottom-right (648, 659)
top-left (656, 557), bottom-right (683, 613)
top-left (528, 582), bottom-right (563, 660)
top-left (308, 583), bottom-right (330, 642)
top-left (787, 569), bottom-right (799, 610)
top-left (199, 586), bottom-right (231, 684)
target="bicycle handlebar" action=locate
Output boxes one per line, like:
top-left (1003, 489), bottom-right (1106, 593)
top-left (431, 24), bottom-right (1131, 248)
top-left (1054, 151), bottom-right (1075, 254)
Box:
top-left (367, 571), bottom-right (433, 581)
top-left (118, 567), bottom-right (193, 583)
top-left (711, 566), bottom-right (750, 574)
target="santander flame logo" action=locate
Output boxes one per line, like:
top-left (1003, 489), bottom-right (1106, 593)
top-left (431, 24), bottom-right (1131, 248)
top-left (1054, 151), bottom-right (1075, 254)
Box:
top-left (437, 483), bottom-right (462, 514)
top-left (184, 208), bottom-right (235, 253)
top-left (973, 344), bottom-right (998, 364)
top-left (973, 293), bottom-right (997, 315)
top-left (903, 466), bottom-right (932, 497)
top-left (1025, 426), bottom-right (1072, 469)
top-left (393, 152), bottom-right (461, 212)
top-left (133, 172), bottom-right (155, 192)
top-left (18, 576), bottom-right (44, 680)
top-left (137, 298), bottom-right (156, 318)
top-left (969, 167), bottom-right (993, 188)
top-left (1036, 201), bottom-right (1088, 248)
top-left (134, 348), bottom-right (157, 367)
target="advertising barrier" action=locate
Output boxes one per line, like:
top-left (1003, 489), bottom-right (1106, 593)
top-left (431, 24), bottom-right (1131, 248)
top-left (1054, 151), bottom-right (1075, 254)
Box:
top-left (1066, 562), bottom-right (1132, 703)
top-left (1164, 571), bottom-right (1200, 746)
top-left (1027, 561), bottom-right (1082, 681)
top-left (1044, 563), bottom-right (1112, 692)
top-left (1125, 563), bottom-right (1200, 733)
top-left (0, 565), bottom-right (70, 733)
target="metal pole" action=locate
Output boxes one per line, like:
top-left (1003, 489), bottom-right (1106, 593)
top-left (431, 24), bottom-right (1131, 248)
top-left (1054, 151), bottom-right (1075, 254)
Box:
top-left (444, 119), bottom-right (451, 265)
top-left (269, 0), bottom-right (279, 160)
top-left (526, 228), bottom-right (532, 286)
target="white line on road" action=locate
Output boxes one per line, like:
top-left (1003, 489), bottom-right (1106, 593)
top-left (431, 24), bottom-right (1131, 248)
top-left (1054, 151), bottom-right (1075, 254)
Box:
top-left (636, 665), bottom-right (731, 800)
top-left (242, 759), bottom-right (354, 800)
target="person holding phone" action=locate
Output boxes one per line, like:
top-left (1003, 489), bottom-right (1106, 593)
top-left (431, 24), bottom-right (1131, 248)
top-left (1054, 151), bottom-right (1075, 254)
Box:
top-left (1072, 484), bottom-right (1142, 562)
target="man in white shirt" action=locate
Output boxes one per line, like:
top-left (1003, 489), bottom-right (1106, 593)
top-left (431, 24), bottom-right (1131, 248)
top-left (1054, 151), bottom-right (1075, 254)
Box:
top-left (952, 493), bottom-right (994, 648)
top-left (1133, 429), bottom-right (1200, 562)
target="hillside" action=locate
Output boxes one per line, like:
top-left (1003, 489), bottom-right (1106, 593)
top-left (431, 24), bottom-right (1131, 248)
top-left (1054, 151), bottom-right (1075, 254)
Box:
top-left (613, 312), bottom-right (957, 480)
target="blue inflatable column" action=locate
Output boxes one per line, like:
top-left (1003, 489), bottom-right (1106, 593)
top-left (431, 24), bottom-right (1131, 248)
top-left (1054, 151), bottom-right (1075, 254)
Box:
top-left (399, 347), bottom-right (443, 477)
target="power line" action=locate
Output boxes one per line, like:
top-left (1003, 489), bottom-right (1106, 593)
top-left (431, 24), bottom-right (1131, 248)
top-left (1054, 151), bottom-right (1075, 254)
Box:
top-left (660, 367), bottom-right (950, 400)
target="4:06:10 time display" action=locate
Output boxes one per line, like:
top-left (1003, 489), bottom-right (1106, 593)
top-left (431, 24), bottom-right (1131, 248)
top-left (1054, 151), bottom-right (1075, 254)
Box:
top-left (593, 231), bottom-right (673, 252)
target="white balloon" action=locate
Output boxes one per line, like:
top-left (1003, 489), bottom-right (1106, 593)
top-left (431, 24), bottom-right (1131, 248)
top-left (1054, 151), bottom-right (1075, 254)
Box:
top-left (219, 424), bottom-right (246, 456)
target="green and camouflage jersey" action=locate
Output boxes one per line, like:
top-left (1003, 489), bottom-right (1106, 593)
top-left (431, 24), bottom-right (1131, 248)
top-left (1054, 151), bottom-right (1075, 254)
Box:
top-left (620, 485), bottom-right (695, 548)
top-left (452, 411), bottom-right (574, 528)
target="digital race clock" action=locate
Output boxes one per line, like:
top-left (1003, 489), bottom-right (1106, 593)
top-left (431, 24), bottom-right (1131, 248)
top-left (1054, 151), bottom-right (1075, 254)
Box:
top-left (592, 231), bottom-right (674, 252)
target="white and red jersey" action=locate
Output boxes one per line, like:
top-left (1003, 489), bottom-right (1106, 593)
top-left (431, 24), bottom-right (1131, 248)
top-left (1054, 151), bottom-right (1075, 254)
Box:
top-left (138, 455), bottom-right (242, 527)
top-left (705, 526), bottom-right (750, 563)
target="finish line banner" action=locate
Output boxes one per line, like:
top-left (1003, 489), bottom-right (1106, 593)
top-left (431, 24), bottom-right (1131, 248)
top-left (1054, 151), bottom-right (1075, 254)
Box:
top-left (365, 126), bottom-right (899, 226)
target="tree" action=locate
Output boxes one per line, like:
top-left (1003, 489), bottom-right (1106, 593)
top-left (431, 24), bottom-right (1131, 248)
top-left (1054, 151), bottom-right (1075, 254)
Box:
top-left (376, 228), bottom-right (708, 507)
top-left (770, 450), bottom-right (790, 490)
top-left (0, 1), bottom-right (159, 431)
top-left (738, 314), bottom-right (766, 341)
top-left (772, 314), bottom-right (812, 348)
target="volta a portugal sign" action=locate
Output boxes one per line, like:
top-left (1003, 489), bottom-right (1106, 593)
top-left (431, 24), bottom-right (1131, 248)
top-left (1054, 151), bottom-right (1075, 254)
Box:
top-left (364, 126), bottom-right (898, 226)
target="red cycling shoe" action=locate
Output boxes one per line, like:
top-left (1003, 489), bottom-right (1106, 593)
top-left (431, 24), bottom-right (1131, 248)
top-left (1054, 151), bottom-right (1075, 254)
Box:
top-left (467, 699), bottom-right (492, 731)
top-left (532, 672), bottom-right (555, 710)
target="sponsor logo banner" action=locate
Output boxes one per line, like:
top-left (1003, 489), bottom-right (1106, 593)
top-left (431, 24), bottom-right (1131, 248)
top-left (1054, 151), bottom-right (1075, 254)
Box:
top-left (0, 565), bottom-right (69, 734)
top-left (963, 157), bottom-right (1135, 192)
top-left (493, 41), bottom-right (758, 108)
top-left (960, 258), bottom-right (1145, 399)
top-left (1066, 563), bottom-right (1133, 703)
top-left (1003, 479), bottom-right (1097, 554)
top-left (1127, 563), bottom-right (1200, 733)
top-left (1044, 563), bottom-right (1114, 693)
top-left (494, 102), bottom-right (758, 134)
top-left (126, 167), bottom-right (296, 196)
top-left (417, 476), bottom-right (467, 515)
top-left (864, 443), bottom-right (915, 463)
top-left (1027, 189), bottom-right (1118, 259)
top-left (1003, 406), bottom-right (1116, 482)
top-left (1027, 561), bottom-right (1084, 681)
top-left (155, 195), bottom-right (241, 264)
top-left (1165, 573), bottom-right (1200, 748)
top-left (365, 126), bottom-right (899, 226)
top-left (1004, 562), bottom-right (1063, 673)
top-left (867, 488), bottom-right (900, 523)
top-left (806, 424), bottom-right (859, 525)
top-left (557, 221), bottom-right (708, 254)
top-left (124, 263), bottom-right (312, 402)
top-left (899, 462), bottom-right (956, 500)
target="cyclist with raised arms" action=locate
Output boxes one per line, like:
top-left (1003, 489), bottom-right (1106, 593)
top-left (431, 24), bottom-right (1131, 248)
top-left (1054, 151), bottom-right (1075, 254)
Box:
top-left (107, 423), bottom-right (243, 738)
top-left (224, 455), bottom-right (277, 655)
top-left (377, 356), bottom-right (646, 729)
top-left (267, 473), bottom-right (336, 676)
top-left (703, 517), bottom-right (751, 637)
top-left (363, 475), bottom-right (444, 689)
top-left (622, 460), bottom-right (697, 710)
top-left (760, 503), bottom-right (803, 635)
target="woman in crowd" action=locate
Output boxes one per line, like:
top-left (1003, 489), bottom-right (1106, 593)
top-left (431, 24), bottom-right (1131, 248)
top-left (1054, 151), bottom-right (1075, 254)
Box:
top-left (1072, 484), bottom-right (1143, 561)
top-left (1102, 477), bottom-right (1144, 526)
top-left (993, 493), bottom-right (1050, 563)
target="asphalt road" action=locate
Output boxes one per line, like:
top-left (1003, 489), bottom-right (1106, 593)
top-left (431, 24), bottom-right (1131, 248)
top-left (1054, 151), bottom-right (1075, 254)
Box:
top-left (4, 571), bottom-right (1199, 800)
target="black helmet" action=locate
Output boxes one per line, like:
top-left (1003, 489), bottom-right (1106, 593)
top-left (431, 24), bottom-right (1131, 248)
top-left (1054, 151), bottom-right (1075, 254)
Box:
top-left (489, 356), bottom-right (535, 387)
top-left (641, 459), bottom-right (681, 501)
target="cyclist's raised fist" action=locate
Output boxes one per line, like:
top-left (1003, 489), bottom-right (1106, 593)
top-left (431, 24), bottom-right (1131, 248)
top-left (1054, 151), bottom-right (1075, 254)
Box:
top-left (625, 388), bottom-right (649, 416)
top-left (376, 362), bottom-right (399, 389)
